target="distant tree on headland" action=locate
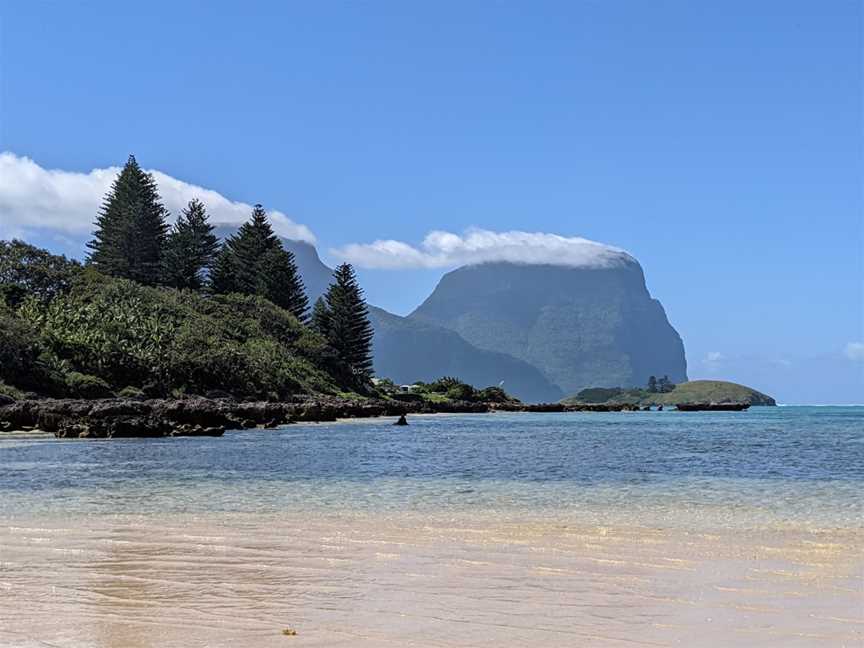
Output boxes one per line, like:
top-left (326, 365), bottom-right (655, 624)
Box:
top-left (87, 155), bottom-right (169, 286)
top-left (647, 375), bottom-right (658, 393)
top-left (162, 198), bottom-right (219, 290)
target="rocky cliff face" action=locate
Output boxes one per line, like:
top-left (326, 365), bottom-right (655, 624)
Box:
top-left (409, 261), bottom-right (687, 396)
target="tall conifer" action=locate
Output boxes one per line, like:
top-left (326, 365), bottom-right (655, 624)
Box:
top-left (210, 204), bottom-right (308, 320)
top-left (322, 263), bottom-right (374, 380)
top-left (162, 198), bottom-right (219, 290)
top-left (87, 155), bottom-right (168, 285)
top-left (259, 247), bottom-right (309, 320)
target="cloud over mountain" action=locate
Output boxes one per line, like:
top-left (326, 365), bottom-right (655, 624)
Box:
top-left (0, 152), bottom-right (315, 243)
top-left (332, 228), bottom-right (634, 270)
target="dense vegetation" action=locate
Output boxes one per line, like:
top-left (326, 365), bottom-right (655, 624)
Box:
top-left (0, 154), bottom-right (377, 400)
top-left (564, 380), bottom-right (776, 406)
top-left (0, 260), bottom-right (342, 399)
top-left (375, 376), bottom-right (520, 405)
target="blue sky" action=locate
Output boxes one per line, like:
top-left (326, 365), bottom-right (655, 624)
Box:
top-left (1, 1), bottom-right (861, 402)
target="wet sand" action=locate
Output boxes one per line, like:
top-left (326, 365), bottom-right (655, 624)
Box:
top-left (1, 512), bottom-right (861, 647)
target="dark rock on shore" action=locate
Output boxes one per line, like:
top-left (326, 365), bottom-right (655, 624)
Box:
top-left (0, 394), bottom-right (658, 440)
top-left (0, 395), bottom-right (414, 439)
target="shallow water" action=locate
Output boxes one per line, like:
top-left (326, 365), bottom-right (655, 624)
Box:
top-left (0, 407), bottom-right (862, 646)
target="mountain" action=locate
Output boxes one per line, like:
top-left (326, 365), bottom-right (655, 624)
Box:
top-left (271, 236), bottom-right (562, 401)
top-left (367, 306), bottom-right (562, 402)
top-left (409, 260), bottom-right (687, 395)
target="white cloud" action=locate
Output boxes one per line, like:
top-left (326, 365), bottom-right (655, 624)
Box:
top-left (703, 351), bottom-right (725, 372)
top-left (331, 228), bottom-right (634, 269)
top-left (0, 152), bottom-right (315, 243)
top-left (844, 342), bottom-right (864, 362)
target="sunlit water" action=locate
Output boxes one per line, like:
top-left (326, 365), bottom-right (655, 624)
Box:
top-left (1, 407), bottom-right (862, 646)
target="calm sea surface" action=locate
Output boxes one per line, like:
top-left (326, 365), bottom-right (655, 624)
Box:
top-left (1, 406), bottom-right (861, 528)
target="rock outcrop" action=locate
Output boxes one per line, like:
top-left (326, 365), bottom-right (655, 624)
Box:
top-left (410, 261), bottom-right (687, 396)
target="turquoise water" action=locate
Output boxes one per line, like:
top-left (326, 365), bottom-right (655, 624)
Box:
top-left (1, 407), bottom-right (861, 528)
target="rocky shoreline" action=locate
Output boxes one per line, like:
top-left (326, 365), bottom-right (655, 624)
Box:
top-left (0, 395), bottom-right (651, 439)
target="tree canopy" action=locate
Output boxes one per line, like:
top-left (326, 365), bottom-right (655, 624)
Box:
top-left (162, 198), bottom-right (219, 290)
top-left (87, 155), bottom-right (169, 285)
top-left (210, 205), bottom-right (308, 320)
top-left (316, 263), bottom-right (374, 383)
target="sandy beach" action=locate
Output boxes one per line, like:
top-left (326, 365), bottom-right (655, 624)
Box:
top-left (1, 512), bottom-right (861, 647)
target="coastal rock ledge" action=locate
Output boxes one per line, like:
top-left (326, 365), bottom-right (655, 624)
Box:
top-left (0, 396), bottom-right (652, 438)
top-left (0, 397), bottom-right (401, 439)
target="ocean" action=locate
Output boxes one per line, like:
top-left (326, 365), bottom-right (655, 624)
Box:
top-left (0, 407), bottom-right (861, 646)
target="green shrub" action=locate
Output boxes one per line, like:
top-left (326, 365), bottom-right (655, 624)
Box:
top-left (0, 303), bottom-right (54, 392)
top-left (0, 239), bottom-right (81, 306)
top-left (446, 382), bottom-right (476, 401)
top-left (117, 386), bottom-right (146, 399)
top-left (0, 381), bottom-right (24, 400)
top-left (476, 386), bottom-right (517, 403)
top-left (65, 372), bottom-right (113, 398)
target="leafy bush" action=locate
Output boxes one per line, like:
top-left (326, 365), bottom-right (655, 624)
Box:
top-left (117, 386), bottom-right (146, 399)
top-left (409, 376), bottom-right (517, 403)
top-left (446, 382), bottom-right (476, 401)
top-left (0, 381), bottom-right (24, 400)
top-left (0, 240), bottom-right (81, 306)
top-left (65, 372), bottom-right (113, 398)
top-left (476, 386), bottom-right (517, 403)
top-left (0, 303), bottom-right (57, 392)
